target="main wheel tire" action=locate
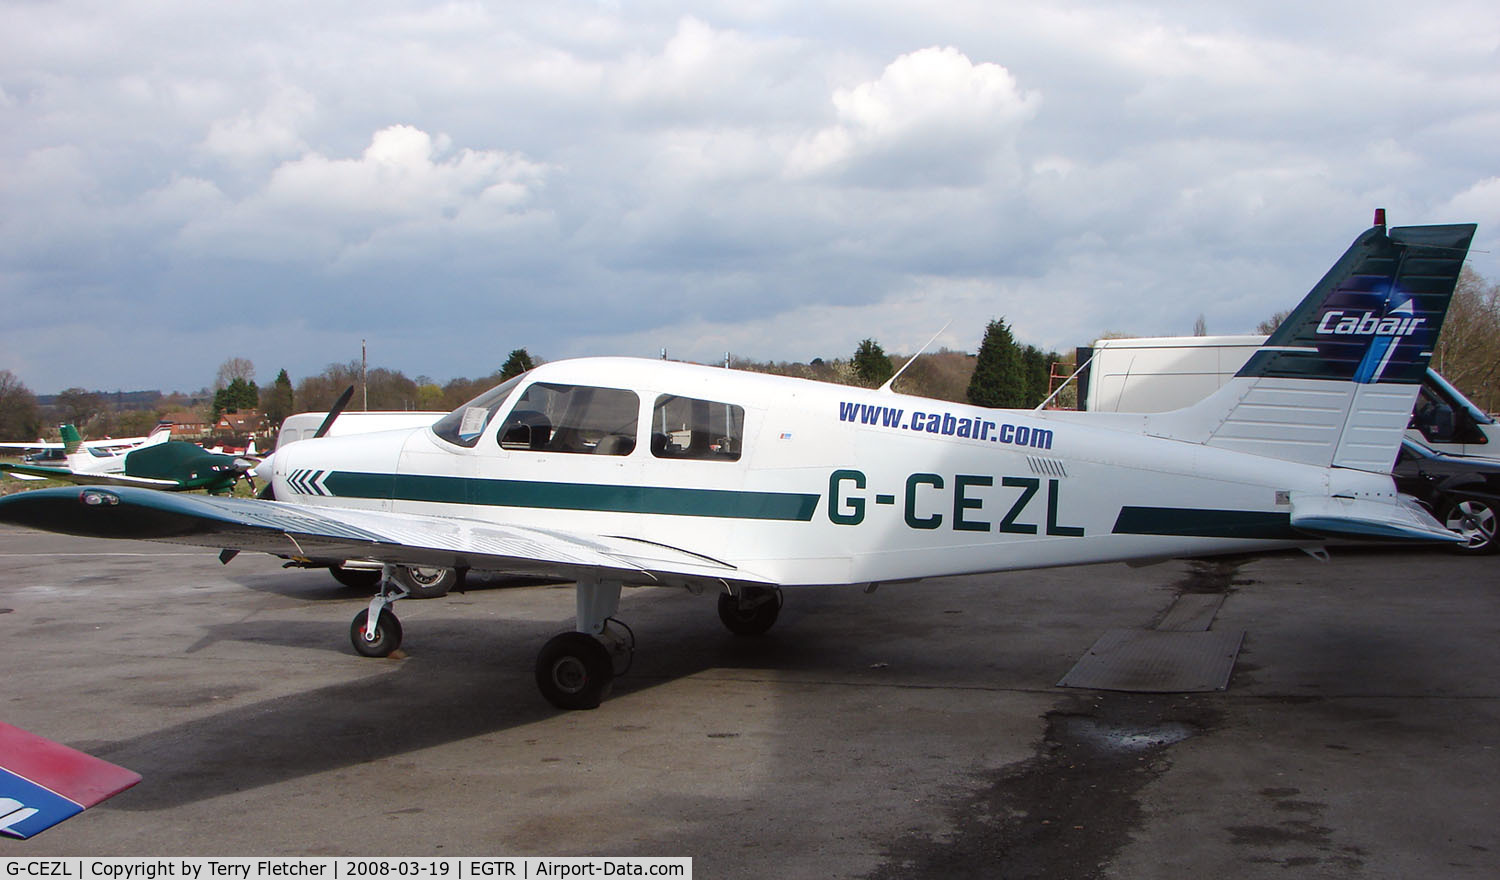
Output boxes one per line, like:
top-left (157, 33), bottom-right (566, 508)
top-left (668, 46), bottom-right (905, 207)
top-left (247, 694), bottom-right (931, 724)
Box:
top-left (349, 609), bottom-right (403, 657)
top-left (1443, 497), bottom-right (1499, 554)
top-left (535, 631), bottom-right (614, 710)
top-left (717, 587), bottom-right (782, 636)
top-left (330, 565), bottom-right (381, 590)
top-left (393, 565), bottom-right (457, 599)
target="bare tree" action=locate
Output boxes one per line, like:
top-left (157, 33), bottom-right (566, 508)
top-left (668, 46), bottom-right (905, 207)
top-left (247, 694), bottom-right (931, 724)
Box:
top-left (0, 370), bottom-right (41, 439)
top-left (214, 357), bottom-right (256, 391)
top-left (1256, 310), bottom-right (1291, 335)
top-left (54, 388), bottom-right (104, 431)
top-left (1432, 267), bottom-right (1500, 412)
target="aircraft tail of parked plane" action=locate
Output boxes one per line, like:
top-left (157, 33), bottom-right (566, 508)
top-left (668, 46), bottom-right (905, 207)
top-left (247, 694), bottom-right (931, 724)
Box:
top-left (0, 721), bottom-right (140, 839)
top-left (58, 424), bottom-right (84, 455)
top-left (0, 212), bottom-right (1480, 710)
top-left (1050, 216), bottom-right (1475, 474)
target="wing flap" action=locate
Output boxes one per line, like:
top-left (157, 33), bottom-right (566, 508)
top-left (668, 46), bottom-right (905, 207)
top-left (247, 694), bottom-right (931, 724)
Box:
top-left (1290, 493), bottom-right (1463, 543)
top-left (0, 486), bottom-right (774, 586)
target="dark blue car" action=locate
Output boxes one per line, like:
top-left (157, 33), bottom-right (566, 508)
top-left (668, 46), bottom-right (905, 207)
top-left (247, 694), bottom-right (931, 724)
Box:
top-left (1394, 438), bottom-right (1500, 553)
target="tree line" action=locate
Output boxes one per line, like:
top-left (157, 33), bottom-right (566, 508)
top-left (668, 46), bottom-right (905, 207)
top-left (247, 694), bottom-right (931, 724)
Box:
top-left (4, 268), bottom-right (1498, 441)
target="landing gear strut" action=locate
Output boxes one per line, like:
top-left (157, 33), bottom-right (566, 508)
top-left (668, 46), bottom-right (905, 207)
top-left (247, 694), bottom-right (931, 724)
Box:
top-left (534, 577), bottom-right (631, 710)
top-left (347, 568), bottom-right (409, 657)
top-left (343, 572), bottom-right (641, 710)
top-left (717, 586), bottom-right (783, 636)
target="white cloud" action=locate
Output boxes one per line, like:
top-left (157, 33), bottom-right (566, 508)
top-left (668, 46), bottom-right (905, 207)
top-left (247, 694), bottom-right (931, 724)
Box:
top-left (200, 86), bottom-right (316, 166)
top-left (789, 46), bottom-right (1040, 186)
top-left (175, 125), bottom-right (551, 265)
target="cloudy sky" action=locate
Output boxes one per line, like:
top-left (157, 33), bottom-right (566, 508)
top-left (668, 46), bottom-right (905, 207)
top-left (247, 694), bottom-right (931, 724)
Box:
top-left (3, 0), bottom-right (1497, 395)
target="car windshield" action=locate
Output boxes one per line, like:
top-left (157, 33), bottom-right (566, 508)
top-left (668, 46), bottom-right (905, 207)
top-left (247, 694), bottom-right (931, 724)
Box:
top-left (430, 373), bottom-right (529, 448)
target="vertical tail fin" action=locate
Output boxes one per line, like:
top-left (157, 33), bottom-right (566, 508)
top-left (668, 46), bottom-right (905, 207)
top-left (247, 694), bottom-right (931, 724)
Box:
top-left (58, 424), bottom-right (82, 454)
top-left (1152, 217), bottom-right (1476, 471)
top-left (142, 421), bottom-right (173, 446)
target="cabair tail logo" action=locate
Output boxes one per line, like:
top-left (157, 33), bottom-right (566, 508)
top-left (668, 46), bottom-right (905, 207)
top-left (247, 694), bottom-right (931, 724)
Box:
top-left (1315, 303), bottom-right (1425, 338)
top-left (1315, 295), bottom-right (1426, 384)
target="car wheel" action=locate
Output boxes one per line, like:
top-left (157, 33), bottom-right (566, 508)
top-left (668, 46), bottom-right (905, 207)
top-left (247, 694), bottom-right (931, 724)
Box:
top-left (1442, 497), bottom-right (1499, 554)
top-left (392, 565), bottom-right (457, 599)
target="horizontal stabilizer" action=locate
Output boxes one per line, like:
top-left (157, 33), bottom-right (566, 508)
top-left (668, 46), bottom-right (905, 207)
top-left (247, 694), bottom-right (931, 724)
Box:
top-left (0, 721), bottom-right (140, 839)
top-left (1290, 493), bottom-right (1463, 543)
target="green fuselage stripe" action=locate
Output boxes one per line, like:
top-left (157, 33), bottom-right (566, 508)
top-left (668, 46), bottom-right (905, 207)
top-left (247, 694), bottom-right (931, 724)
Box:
top-left (321, 471), bottom-right (820, 521)
top-left (1112, 506), bottom-right (1298, 539)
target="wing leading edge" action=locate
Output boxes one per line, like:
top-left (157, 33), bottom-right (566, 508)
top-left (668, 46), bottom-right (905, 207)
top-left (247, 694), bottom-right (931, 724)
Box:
top-left (0, 486), bottom-right (775, 588)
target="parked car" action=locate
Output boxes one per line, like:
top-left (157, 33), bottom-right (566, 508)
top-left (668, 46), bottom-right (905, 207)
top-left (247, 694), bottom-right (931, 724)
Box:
top-left (1394, 438), bottom-right (1500, 554)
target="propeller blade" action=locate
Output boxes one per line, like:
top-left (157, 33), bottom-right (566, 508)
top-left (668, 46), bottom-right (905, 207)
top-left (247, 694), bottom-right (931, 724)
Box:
top-left (313, 385), bottom-right (356, 439)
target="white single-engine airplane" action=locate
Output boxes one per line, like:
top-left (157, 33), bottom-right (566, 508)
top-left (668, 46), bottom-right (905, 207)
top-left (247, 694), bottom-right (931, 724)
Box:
top-left (0, 214), bottom-right (1477, 709)
top-left (0, 421), bottom-right (173, 460)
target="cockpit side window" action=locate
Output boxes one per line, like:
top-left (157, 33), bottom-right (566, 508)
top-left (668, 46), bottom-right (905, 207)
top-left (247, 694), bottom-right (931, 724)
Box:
top-left (650, 395), bottom-right (744, 461)
top-left (497, 383), bottom-right (639, 455)
top-left (430, 374), bottom-right (528, 448)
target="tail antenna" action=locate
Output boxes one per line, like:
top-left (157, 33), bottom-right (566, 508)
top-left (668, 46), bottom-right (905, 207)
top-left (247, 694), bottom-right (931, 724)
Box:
top-left (879, 321), bottom-right (953, 393)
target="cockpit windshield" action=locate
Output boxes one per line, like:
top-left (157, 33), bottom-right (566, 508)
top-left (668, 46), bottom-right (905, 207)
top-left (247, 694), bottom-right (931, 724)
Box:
top-left (430, 374), bottom-right (528, 448)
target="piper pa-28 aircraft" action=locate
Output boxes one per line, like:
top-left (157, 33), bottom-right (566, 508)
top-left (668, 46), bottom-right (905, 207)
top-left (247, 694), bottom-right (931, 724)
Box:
top-left (1, 431), bottom-right (257, 494)
top-left (0, 422), bottom-right (172, 476)
top-left (0, 421), bottom-right (173, 457)
top-left (0, 214), bottom-right (1477, 710)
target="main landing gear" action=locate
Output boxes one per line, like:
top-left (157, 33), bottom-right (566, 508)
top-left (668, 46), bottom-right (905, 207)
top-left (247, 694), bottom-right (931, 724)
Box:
top-left (346, 572), bottom-right (635, 710)
top-left (346, 573), bottom-right (785, 709)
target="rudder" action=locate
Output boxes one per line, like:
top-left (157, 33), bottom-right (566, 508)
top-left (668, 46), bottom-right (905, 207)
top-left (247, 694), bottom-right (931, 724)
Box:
top-left (1152, 216), bottom-right (1476, 471)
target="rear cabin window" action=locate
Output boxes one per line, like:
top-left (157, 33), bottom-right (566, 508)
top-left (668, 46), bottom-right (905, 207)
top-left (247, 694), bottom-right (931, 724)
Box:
top-left (496, 383), bottom-right (639, 456)
top-left (650, 395), bottom-right (744, 461)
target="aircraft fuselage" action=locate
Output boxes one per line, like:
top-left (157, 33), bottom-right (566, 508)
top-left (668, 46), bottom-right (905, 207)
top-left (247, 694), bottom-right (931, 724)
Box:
top-left (266, 357), bottom-right (1379, 587)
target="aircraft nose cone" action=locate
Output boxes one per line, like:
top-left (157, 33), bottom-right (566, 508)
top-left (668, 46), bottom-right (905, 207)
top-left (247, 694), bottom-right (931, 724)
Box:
top-left (247, 452), bottom-right (275, 480)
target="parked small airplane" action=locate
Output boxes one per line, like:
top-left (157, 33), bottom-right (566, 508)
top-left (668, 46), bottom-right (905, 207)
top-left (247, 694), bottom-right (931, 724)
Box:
top-left (1, 434), bottom-right (257, 494)
top-left (0, 422), bottom-right (173, 475)
top-left (0, 421), bottom-right (173, 455)
top-left (0, 213), bottom-right (1477, 710)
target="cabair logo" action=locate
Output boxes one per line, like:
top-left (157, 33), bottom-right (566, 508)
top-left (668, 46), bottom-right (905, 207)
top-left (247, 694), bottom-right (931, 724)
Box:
top-left (1315, 306), bottom-right (1425, 337)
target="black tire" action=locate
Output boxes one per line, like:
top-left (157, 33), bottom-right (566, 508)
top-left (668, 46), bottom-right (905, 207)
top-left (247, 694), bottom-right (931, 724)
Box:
top-left (350, 609), bottom-right (403, 657)
top-left (1442, 497), bottom-right (1499, 554)
top-left (717, 587), bottom-right (782, 636)
top-left (534, 631), bottom-right (614, 710)
top-left (392, 565), bottom-right (457, 599)
top-left (330, 565), bottom-right (381, 590)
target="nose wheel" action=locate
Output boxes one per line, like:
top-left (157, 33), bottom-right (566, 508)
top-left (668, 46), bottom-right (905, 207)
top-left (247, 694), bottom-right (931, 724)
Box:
top-left (350, 608), bottom-right (403, 657)
top-left (347, 567), bottom-right (410, 657)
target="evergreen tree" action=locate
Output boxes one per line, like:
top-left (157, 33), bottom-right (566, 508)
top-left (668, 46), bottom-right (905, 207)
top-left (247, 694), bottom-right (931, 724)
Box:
top-left (851, 338), bottom-right (894, 387)
top-left (264, 369), bottom-right (295, 426)
top-left (1020, 345), bottom-right (1051, 408)
top-left (500, 348), bottom-right (536, 380)
top-left (213, 377), bottom-right (259, 419)
top-left (967, 319), bottom-right (1027, 408)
